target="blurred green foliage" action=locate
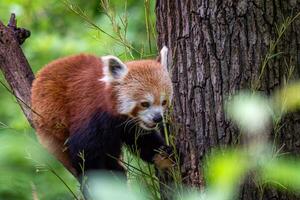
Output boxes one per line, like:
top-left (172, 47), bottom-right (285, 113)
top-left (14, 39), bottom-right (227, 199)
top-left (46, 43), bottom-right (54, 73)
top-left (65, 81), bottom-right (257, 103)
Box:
top-left (0, 131), bottom-right (79, 200)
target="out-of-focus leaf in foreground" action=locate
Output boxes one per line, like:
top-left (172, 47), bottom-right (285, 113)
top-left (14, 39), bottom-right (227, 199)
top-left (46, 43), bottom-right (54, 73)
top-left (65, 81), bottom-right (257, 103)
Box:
top-left (273, 82), bottom-right (300, 113)
top-left (225, 92), bottom-right (271, 135)
top-left (87, 171), bottom-right (148, 200)
top-left (205, 151), bottom-right (250, 200)
top-left (176, 190), bottom-right (204, 200)
top-left (0, 132), bottom-right (77, 200)
top-left (261, 158), bottom-right (300, 191)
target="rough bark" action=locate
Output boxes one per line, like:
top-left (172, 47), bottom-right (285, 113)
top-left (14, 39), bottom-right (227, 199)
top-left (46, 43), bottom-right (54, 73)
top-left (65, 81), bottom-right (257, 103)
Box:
top-left (156, 0), bottom-right (300, 199)
top-left (0, 14), bottom-right (34, 127)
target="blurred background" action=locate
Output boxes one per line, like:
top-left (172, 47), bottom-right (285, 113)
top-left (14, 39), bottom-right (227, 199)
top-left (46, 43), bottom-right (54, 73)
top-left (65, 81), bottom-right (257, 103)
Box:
top-left (2, 1), bottom-right (300, 200)
top-left (0, 0), bottom-right (156, 199)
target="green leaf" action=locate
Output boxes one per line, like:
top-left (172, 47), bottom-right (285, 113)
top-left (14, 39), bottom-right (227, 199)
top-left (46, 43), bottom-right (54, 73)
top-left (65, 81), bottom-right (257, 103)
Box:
top-left (205, 150), bottom-right (250, 200)
top-left (261, 158), bottom-right (300, 191)
top-left (273, 82), bottom-right (300, 113)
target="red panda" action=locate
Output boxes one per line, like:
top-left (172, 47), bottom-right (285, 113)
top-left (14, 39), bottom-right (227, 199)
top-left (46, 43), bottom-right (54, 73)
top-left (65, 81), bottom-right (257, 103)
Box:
top-left (31, 47), bottom-right (174, 177)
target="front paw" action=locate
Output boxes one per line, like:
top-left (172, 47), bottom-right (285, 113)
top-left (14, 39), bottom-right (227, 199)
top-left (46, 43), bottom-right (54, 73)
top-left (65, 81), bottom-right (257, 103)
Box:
top-left (153, 145), bottom-right (175, 170)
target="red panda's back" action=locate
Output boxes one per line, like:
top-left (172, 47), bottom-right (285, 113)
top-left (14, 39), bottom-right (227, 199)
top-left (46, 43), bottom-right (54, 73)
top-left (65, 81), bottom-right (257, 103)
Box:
top-left (31, 54), bottom-right (107, 174)
top-left (31, 54), bottom-right (104, 141)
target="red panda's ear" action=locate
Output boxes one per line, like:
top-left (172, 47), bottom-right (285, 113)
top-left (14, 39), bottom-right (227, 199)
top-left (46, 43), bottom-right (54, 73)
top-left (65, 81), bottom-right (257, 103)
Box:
top-left (100, 55), bottom-right (128, 83)
top-left (159, 46), bottom-right (168, 70)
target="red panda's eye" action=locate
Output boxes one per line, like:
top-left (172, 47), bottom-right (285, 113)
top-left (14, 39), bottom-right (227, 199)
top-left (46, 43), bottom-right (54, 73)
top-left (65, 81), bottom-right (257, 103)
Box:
top-left (162, 100), bottom-right (167, 106)
top-left (141, 102), bottom-right (150, 108)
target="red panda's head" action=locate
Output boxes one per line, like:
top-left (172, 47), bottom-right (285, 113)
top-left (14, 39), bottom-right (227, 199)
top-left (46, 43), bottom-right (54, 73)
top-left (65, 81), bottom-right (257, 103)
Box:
top-left (100, 47), bottom-right (173, 130)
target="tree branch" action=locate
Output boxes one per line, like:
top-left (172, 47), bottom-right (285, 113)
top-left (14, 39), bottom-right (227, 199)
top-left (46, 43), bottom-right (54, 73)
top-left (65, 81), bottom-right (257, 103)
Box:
top-left (0, 13), bottom-right (35, 127)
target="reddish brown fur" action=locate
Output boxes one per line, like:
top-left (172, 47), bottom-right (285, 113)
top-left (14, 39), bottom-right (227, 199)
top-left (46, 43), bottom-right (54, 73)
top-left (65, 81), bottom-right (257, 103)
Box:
top-left (32, 54), bottom-right (115, 173)
top-left (31, 54), bottom-right (171, 174)
top-left (124, 60), bottom-right (172, 103)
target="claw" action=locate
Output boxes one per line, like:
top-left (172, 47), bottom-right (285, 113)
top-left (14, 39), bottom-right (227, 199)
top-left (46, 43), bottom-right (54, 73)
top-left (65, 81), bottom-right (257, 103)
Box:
top-left (153, 145), bottom-right (176, 170)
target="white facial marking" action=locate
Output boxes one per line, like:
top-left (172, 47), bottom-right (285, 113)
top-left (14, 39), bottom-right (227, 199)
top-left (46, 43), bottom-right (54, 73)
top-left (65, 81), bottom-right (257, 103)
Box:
top-left (117, 93), bottom-right (136, 114)
top-left (145, 93), bottom-right (154, 104)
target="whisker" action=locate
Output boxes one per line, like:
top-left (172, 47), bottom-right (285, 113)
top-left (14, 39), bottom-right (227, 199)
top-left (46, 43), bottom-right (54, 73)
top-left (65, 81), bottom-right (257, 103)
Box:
top-left (119, 116), bottom-right (138, 126)
top-left (119, 117), bottom-right (140, 132)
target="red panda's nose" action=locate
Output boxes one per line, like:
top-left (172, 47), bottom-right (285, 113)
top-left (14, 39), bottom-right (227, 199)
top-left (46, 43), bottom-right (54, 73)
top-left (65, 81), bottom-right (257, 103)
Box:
top-left (153, 114), bottom-right (163, 123)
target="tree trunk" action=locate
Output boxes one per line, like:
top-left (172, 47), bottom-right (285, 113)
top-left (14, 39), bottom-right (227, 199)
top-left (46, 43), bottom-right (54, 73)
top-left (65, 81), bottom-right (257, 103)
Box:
top-left (156, 0), bottom-right (300, 199)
